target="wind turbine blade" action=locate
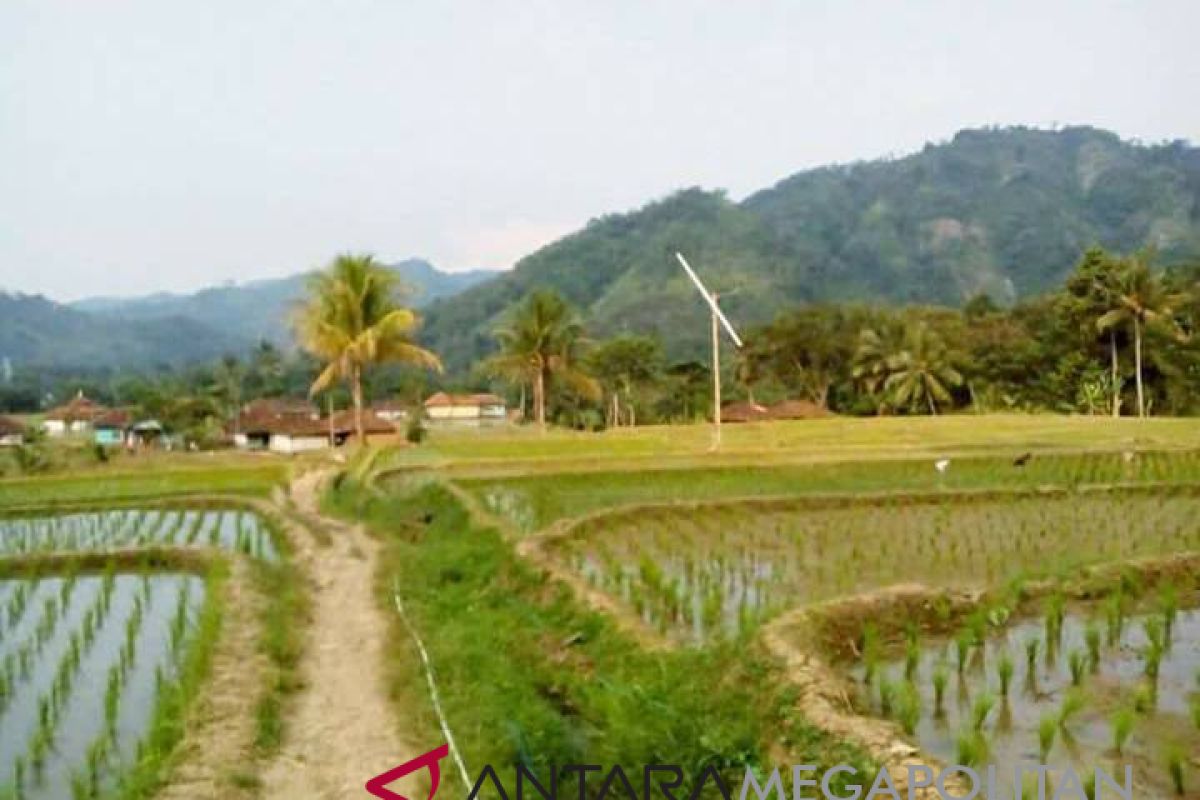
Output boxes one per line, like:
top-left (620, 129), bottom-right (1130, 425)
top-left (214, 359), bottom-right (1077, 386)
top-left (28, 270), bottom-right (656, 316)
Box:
top-left (675, 252), bottom-right (744, 348)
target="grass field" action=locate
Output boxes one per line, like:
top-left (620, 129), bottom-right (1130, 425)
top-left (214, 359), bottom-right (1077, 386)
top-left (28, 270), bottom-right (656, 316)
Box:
top-left (0, 459), bottom-right (288, 509)
top-left (385, 415), bottom-right (1200, 477)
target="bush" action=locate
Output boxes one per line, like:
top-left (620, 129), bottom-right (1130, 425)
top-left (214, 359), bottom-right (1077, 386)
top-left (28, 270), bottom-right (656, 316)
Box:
top-left (405, 414), bottom-right (427, 444)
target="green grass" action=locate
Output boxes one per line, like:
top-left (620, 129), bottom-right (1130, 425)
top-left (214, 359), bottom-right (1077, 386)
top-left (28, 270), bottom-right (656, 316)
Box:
top-left (0, 463), bottom-right (287, 509)
top-left (383, 415), bottom-right (1200, 476)
top-left (328, 478), bottom-right (872, 793)
top-left (461, 450), bottom-right (1200, 534)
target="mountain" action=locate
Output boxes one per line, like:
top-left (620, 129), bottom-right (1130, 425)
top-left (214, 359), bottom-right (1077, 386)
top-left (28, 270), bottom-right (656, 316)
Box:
top-left (420, 126), bottom-right (1200, 372)
top-left (0, 293), bottom-right (243, 370)
top-left (72, 259), bottom-right (498, 348)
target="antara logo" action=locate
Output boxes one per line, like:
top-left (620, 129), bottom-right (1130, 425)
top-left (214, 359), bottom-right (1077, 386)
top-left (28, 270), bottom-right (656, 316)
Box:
top-left (366, 744), bottom-right (450, 800)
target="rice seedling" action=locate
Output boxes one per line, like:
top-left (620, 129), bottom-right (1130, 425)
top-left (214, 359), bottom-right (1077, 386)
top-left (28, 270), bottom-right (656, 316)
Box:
top-left (1068, 649), bottom-right (1087, 686)
top-left (997, 652), bottom-right (1014, 697)
top-left (1084, 622), bottom-right (1101, 671)
top-left (955, 630), bottom-right (971, 674)
top-left (955, 729), bottom-right (986, 767)
top-left (1167, 747), bottom-right (1185, 795)
top-left (895, 682), bottom-right (921, 735)
top-left (971, 692), bottom-right (995, 731)
top-left (931, 662), bottom-right (949, 715)
top-left (1038, 713), bottom-right (1057, 760)
top-left (1024, 637), bottom-right (1039, 673)
top-left (904, 637), bottom-right (920, 682)
top-left (878, 677), bottom-right (897, 716)
top-left (1058, 689), bottom-right (1085, 729)
top-left (1112, 707), bottom-right (1135, 755)
top-left (1133, 682), bottom-right (1156, 713)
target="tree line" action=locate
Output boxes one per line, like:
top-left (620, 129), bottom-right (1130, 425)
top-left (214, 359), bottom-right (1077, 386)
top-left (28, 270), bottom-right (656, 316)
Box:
top-left (4, 247), bottom-right (1198, 444)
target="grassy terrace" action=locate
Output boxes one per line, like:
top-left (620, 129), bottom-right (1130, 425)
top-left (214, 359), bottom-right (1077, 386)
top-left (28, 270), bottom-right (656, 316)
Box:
top-left (382, 414), bottom-right (1200, 478)
top-left (0, 455), bottom-right (288, 510)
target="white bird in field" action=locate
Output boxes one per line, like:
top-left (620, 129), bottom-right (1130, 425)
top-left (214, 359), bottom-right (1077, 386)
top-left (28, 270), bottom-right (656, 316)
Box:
top-left (935, 459), bottom-right (950, 473)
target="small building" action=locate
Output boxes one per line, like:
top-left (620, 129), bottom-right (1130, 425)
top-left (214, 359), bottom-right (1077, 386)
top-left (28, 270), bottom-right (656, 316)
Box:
top-left (233, 399), bottom-right (321, 450)
top-left (370, 400), bottom-right (409, 423)
top-left (127, 419), bottom-right (166, 448)
top-left (93, 409), bottom-right (131, 446)
top-left (231, 398), bottom-right (395, 453)
top-left (423, 392), bottom-right (507, 426)
top-left (42, 391), bottom-right (107, 436)
top-left (0, 415), bottom-right (26, 447)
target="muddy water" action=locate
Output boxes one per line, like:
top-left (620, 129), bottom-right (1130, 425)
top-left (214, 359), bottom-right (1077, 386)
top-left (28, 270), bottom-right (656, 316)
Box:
top-left (0, 573), bottom-right (206, 799)
top-left (854, 608), bottom-right (1200, 799)
top-left (0, 508), bottom-right (277, 561)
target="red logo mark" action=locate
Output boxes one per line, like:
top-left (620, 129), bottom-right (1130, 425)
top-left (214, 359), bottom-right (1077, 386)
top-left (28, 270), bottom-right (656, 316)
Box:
top-left (366, 744), bottom-right (450, 800)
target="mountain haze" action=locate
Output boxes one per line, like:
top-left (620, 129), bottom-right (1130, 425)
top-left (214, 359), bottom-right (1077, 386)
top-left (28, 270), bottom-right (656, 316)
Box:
top-left (72, 259), bottom-right (497, 348)
top-left (419, 126), bottom-right (1200, 372)
top-left (2, 260), bottom-right (496, 370)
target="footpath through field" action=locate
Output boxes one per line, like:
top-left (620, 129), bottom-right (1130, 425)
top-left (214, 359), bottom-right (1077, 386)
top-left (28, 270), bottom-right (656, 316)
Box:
top-left (260, 469), bottom-right (416, 799)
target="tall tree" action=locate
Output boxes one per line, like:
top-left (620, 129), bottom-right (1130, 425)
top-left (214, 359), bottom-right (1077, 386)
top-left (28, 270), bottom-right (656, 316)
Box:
top-left (485, 290), bottom-right (598, 429)
top-left (587, 335), bottom-right (664, 427)
top-left (1060, 248), bottom-right (1128, 417)
top-left (293, 253), bottom-right (442, 444)
top-left (1096, 254), bottom-right (1188, 418)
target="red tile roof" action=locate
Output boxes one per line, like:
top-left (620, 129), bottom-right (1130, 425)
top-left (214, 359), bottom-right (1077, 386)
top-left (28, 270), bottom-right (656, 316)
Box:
top-left (0, 415), bottom-right (25, 436)
top-left (44, 392), bottom-right (107, 422)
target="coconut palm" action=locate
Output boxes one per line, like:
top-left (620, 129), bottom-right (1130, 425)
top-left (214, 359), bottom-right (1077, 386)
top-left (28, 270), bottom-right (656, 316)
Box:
top-left (1096, 255), bottom-right (1188, 418)
top-left (293, 253), bottom-right (442, 444)
top-left (852, 318), bottom-right (906, 412)
top-left (485, 290), bottom-right (599, 429)
top-left (883, 322), bottom-right (963, 415)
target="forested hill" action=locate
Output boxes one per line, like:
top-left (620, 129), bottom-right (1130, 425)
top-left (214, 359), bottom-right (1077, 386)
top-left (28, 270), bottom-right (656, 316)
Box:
top-left (72, 258), bottom-right (496, 349)
top-left (420, 126), bottom-right (1200, 372)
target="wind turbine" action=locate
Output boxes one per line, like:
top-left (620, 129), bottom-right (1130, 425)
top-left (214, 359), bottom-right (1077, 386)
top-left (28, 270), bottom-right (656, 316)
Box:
top-left (675, 252), bottom-right (744, 450)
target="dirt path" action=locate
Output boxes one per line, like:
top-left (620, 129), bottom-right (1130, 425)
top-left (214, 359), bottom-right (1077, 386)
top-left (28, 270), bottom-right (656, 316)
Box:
top-left (260, 469), bottom-right (417, 799)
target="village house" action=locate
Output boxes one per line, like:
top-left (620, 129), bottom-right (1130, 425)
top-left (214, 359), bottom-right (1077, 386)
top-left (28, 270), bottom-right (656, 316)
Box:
top-left (370, 400), bottom-right (409, 423)
top-left (423, 392), bottom-right (507, 427)
top-left (93, 409), bottom-right (132, 446)
top-left (42, 391), bottom-right (107, 436)
top-left (0, 415), bottom-right (26, 447)
top-left (232, 398), bottom-right (395, 453)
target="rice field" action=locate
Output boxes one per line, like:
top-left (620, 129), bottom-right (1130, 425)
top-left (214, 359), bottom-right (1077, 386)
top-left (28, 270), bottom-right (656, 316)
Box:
top-left (851, 592), bottom-right (1200, 798)
top-left (468, 450), bottom-right (1200, 534)
top-left (0, 570), bottom-right (209, 800)
top-left (0, 509), bottom-right (277, 561)
top-left (546, 488), bottom-right (1200, 643)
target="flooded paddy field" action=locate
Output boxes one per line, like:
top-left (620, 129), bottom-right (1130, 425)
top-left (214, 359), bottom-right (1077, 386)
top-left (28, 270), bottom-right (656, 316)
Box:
top-left (0, 509), bottom-right (276, 561)
top-left (547, 489), bottom-right (1200, 643)
top-left (850, 597), bottom-right (1200, 798)
top-left (0, 572), bottom-right (208, 800)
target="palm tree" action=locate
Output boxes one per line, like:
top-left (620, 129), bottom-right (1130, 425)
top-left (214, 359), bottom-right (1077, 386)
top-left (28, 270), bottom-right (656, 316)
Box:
top-left (1096, 255), bottom-right (1188, 418)
top-left (883, 322), bottom-right (963, 415)
top-left (852, 319), bottom-right (906, 412)
top-left (485, 290), bottom-right (598, 429)
top-left (293, 254), bottom-right (442, 445)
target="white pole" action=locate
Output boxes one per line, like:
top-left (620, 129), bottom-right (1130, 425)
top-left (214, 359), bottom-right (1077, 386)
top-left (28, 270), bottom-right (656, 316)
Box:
top-left (711, 297), bottom-right (721, 450)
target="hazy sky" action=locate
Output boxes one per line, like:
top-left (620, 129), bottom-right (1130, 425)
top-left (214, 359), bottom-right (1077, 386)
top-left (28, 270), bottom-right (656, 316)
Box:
top-left (2, 1), bottom-right (1198, 301)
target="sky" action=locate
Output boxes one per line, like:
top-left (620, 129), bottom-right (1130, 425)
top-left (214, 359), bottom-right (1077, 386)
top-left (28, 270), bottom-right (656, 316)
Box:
top-left (1, 1), bottom-right (1198, 302)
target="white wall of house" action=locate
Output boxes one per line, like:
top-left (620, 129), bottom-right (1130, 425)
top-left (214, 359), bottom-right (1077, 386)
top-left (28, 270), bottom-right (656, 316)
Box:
top-left (268, 434), bottom-right (329, 454)
top-left (0, 434), bottom-right (23, 447)
top-left (233, 433), bottom-right (250, 449)
top-left (43, 419), bottom-right (67, 436)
